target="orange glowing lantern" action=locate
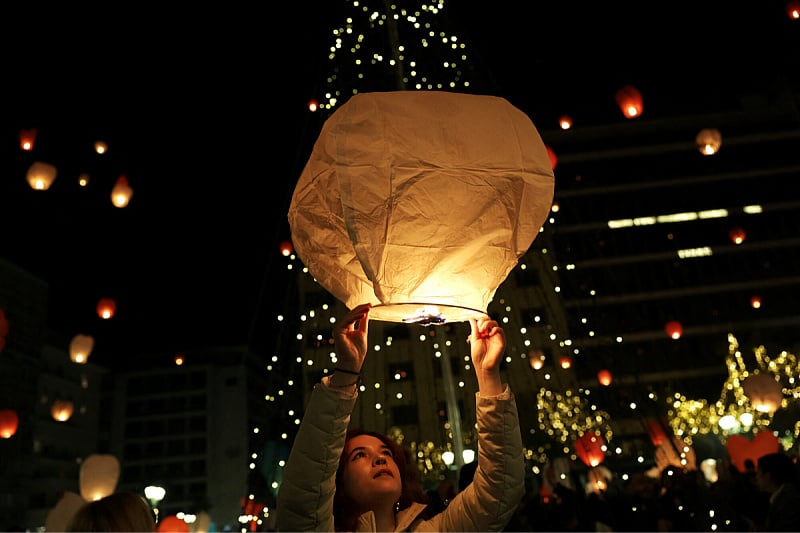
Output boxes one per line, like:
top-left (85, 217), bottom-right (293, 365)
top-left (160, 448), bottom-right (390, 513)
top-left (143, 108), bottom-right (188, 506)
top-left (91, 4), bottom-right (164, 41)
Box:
top-left (308, 99), bottom-right (319, 112)
top-left (528, 349), bottom-right (545, 370)
top-left (97, 298), bottom-right (116, 319)
top-left (158, 515), bottom-right (189, 533)
top-left (787, 1), bottom-right (800, 19)
top-left (0, 307), bottom-right (8, 353)
top-left (70, 334), bottom-right (94, 364)
top-left (742, 373), bottom-right (783, 414)
top-left (575, 431), bottom-right (606, 467)
top-left (695, 128), bottom-right (722, 155)
top-left (587, 465), bottom-right (613, 494)
top-left (19, 128), bottom-right (37, 151)
top-left (546, 145), bottom-right (558, 170)
top-left (597, 369), bottom-right (613, 386)
top-left (78, 173), bottom-right (90, 187)
top-left (615, 85), bottom-right (643, 119)
top-left (729, 227), bottom-right (746, 245)
top-left (111, 175), bottom-right (133, 207)
top-left (558, 115), bottom-right (572, 130)
top-left (26, 161), bottom-right (58, 190)
top-left (559, 356), bottom-right (572, 369)
top-left (0, 409), bottom-right (19, 438)
top-left (94, 140), bottom-right (108, 154)
top-left (665, 320), bottom-right (683, 340)
top-left (280, 240), bottom-right (294, 257)
top-left (174, 354), bottom-right (185, 365)
top-left (288, 91), bottom-right (554, 324)
top-left (51, 400), bottom-right (74, 422)
top-left (645, 417), bottom-right (669, 447)
top-left (80, 454), bottom-right (121, 501)
top-left (750, 295), bottom-right (762, 309)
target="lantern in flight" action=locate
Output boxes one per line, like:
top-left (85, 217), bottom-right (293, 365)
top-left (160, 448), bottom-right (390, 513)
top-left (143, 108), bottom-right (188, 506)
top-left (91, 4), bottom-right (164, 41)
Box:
top-left (729, 227), bottom-right (746, 245)
top-left (97, 298), bottom-right (116, 319)
top-left (0, 409), bottom-right (19, 438)
top-left (279, 240), bottom-right (294, 257)
top-left (51, 400), bottom-right (74, 422)
top-left (575, 431), bottom-right (606, 467)
top-left (111, 175), bottom-right (133, 207)
top-left (70, 334), bottom-right (95, 364)
top-left (288, 91), bottom-right (555, 324)
top-left (597, 369), bottom-right (613, 386)
top-left (696, 128), bottom-right (722, 155)
top-left (26, 161), bottom-right (58, 190)
top-left (743, 373), bottom-right (783, 414)
top-left (665, 320), bottom-right (683, 340)
top-left (19, 128), bottom-right (37, 151)
top-left (787, 1), bottom-right (800, 20)
top-left (80, 454), bottom-right (121, 501)
top-left (615, 85), bottom-right (643, 118)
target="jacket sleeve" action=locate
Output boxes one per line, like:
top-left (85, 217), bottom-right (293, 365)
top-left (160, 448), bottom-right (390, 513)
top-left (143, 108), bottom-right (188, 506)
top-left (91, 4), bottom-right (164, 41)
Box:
top-left (420, 384), bottom-right (525, 532)
top-left (276, 380), bottom-right (357, 532)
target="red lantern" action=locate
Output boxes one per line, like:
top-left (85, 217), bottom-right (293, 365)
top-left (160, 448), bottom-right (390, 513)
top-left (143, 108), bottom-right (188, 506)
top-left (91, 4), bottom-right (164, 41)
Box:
top-left (558, 115), bottom-right (572, 130)
top-left (97, 298), bottom-right (116, 319)
top-left (575, 431), bottom-right (606, 467)
top-left (157, 515), bottom-right (189, 533)
top-left (19, 128), bottom-right (37, 151)
top-left (0, 409), bottom-right (19, 438)
top-left (729, 226), bottom-right (746, 245)
top-left (597, 369), bottom-right (613, 386)
top-left (280, 240), bottom-right (294, 257)
top-left (665, 320), bottom-right (683, 340)
top-left (174, 354), bottom-right (185, 366)
top-left (308, 99), bottom-right (319, 112)
top-left (0, 307), bottom-right (8, 353)
top-left (546, 146), bottom-right (558, 170)
top-left (787, 1), bottom-right (800, 20)
top-left (750, 295), bottom-right (762, 309)
top-left (615, 85), bottom-right (643, 119)
top-left (559, 356), bottom-right (572, 369)
top-left (51, 400), bottom-right (74, 422)
top-left (645, 417), bottom-right (669, 447)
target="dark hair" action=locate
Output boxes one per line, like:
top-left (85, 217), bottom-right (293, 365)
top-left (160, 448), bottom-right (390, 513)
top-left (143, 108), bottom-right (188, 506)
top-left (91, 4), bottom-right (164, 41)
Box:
top-left (65, 491), bottom-right (155, 532)
top-left (333, 429), bottom-right (428, 531)
top-left (757, 452), bottom-right (800, 486)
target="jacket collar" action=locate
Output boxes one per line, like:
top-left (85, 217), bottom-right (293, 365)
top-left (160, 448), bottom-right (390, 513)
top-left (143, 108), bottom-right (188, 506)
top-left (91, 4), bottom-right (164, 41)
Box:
top-left (354, 502), bottom-right (429, 532)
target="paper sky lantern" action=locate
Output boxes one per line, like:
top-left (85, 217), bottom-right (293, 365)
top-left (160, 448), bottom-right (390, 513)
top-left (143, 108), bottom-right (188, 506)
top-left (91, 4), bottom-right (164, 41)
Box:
top-left (546, 145), bottom-right (558, 170)
top-left (559, 356), bottom-right (572, 369)
top-left (654, 436), bottom-right (696, 472)
top-left (742, 373), bottom-right (783, 414)
top-left (575, 431), bottom-right (606, 467)
top-left (288, 91), bottom-right (555, 324)
top-left (19, 128), bottom-right (37, 151)
top-left (645, 417), bottom-right (669, 447)
top-left (597, 369), bottom-right (613, 386)
top-left (587, 465), bottom-right (613, 494)
top-left (787, 1), bottom-right (800, 20)
top-left (0, 307), bottom-right (8, 353)
top-left (558, 115), bottom-right (572, 130)
top-left (726, 431), bottom-right (780, 474)
top-left (615, 85), bottom-right (643, 118)
top-left (80, 454), bottom-right (121, 501)
top-left (94, 140), bottom-right (108, 154)
top-left (27, 161), bottom-right (58, 190)
top-left (51, 400), bottom-right (74, 422)
top-left (0, 409), bottom-right (19, 438)
top-left (158, 515), bottom-right (190, 533)
top-left (45, 491), bottom-right (85, 532)
top-left (665, 320), bottom-right (683, 339)
top-left (696, 128), bottom-right (722, 155)
top-left (70, 334), bottom-right (95, 364)
top-left (279, 240), bottom-right (294, 257)
top-left (111, 175), bottom-right (133, 207)
top-left (729, 226), bottom-right (746, 245)
top-left (97, 298), bottom-right (116, 319)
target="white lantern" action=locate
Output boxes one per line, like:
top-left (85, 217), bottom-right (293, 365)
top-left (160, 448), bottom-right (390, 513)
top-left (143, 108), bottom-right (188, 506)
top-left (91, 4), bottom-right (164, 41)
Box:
top-left (80, 454), bottom-right (121, 501)
top-left (288, 91), bottom-right (554, 323)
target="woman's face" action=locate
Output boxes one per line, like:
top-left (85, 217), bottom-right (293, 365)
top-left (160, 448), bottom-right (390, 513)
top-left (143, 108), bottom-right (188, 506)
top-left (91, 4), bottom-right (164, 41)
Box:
top-left (341, 434), bottom-right (402, 508)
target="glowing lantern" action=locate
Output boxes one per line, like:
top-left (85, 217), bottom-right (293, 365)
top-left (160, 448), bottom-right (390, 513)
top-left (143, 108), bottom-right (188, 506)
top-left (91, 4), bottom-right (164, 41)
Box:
top-left (615, 85), bottom-right (643, 119)
top-left (288, 91), bottom-right (555, 324)
top-left (655, 436), bottom-right (696, 471)
top-left (597, 369), bottom-right (612, 386)
top-left (587, 465), bottom-right (613, 494)
top-left (726, 431), bottom-right (779, 473)
top-left (279, 240), bottom-right (294, 257)
top-left (80, 454), bottom-right (121, 501)
top-left (26, 161), bottom-right (58, 190)
top-left (97, 298), bottom-right (116, 319)
top-left (575, 431), bottom-right (606, 467)
top-left (645, 417), bottom-right (669, 447)
top-left (729, 226), bottom-right (746, 245)
top-left (546, 145), bottom-right (558, 170)
top-left (70, 334), bottom-right (94, 364)
top-left (19, 128), bottom-right (37, 151)
top-left (174, 353), bottom-right (185, 365)
top-left (111, 175), bottom-right (133, 207)
top-left (750, 295), bottom-right (762, 309)
top-left (788, 1), bottom-right (800, 19)
top-left (308, 99), bottom-right (319, 112)
top-left (158, 515), bottom-right (189, 533)
top-left (51, 400), bottom-right (74, 422)
top-left (665, 320), bottom-right (683, 340)
top-left (695, 128), bottom-right (722, 155)
top-left (78, 173), bottom-right (90, 187)
top-left (94, 140), bottom-right (108, 154)
top-left (45, 491), bottom-right (85, 532)
top-left (528, 349), bottom-right (545, 370)
top-left (558, 115), bottom-right (572, 130)
top-left (559, 356), bottom-right (572, 369)
top-left (743, 373), bottom-right (783, 414)
top-left (0, 307), bottom-right (8, 353)
top-left (0, 409), bottom-right (19, 438)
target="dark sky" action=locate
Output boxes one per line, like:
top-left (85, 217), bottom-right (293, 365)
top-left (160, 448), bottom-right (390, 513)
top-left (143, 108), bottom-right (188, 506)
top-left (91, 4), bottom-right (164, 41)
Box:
top-left (1, 2), bottom-right (794, 364)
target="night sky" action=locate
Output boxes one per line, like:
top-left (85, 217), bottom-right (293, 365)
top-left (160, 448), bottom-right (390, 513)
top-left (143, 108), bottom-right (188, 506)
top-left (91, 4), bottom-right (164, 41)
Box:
top-left (1, 2), bottom-right (794, 365)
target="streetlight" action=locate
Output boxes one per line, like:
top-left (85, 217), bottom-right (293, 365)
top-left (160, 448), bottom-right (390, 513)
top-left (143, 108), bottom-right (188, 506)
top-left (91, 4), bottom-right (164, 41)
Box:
top-left (144, 485), bottom-right (166, 523)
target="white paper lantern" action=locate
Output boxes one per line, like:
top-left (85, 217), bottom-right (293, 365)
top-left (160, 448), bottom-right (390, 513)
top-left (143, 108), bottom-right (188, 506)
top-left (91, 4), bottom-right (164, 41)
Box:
top-left (80, 454), bottom-right (121, 501)
top-left (288, 91), bottom-right (554, 323)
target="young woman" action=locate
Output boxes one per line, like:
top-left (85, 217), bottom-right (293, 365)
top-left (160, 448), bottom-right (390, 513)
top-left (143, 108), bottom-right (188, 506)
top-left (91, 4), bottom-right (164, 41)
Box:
top-left (277, 303), bottom-right (524, 532)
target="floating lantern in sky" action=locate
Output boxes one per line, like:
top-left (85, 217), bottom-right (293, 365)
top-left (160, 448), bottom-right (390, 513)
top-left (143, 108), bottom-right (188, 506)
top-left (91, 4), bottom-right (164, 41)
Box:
top-left (615, 85), bottom-right (643, 119)
top-left (788, 1), bottom-right (800, 20)
top-left (696, 128), bottom-right (722, 155)
top-left (19, 128), bottom-right (37, 151)
top-left (558, 115), bottom-right (572, 130)
top-left (26, 161), bottom-right (58, 190)
top-left (546, 145), bottom-right (558, 170)
top-left (0, 409), bottom-right (19, 438)
top-left (279, 240), bottom-right (294, 257)
top-left (665, 320), bottom-right (683, 339)
top-left (70, 334), bottom-right (95, 364)
top-left (97, 298), bottom-right (116, 319)
top-left (729, 226), bottom-right (746, 245)
top-left (288, 91), bottom-right (555, 323)
top-left (742, 373), bottom-right (783, 414)
top-left (94, 140), bottom-right (108, 155)
top-left (597, 369), bottom-right (613, 386)
top-left (559, 356), bottom-right (572, 369)
top-left (80, 454), bottom-right (121, 502)
top-left (575, 431), bottom-right (606, 467)
top-left (51, 400), bottom-right (74, 422)
top-left (111, 175), bottom-right (133, 207)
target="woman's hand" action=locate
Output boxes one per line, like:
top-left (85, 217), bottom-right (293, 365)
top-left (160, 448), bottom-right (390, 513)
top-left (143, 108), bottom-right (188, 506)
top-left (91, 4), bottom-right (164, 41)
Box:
top-left (333, 303), bottom-right (371, 373)
top-left (468, 316), bottom-right (504, 396)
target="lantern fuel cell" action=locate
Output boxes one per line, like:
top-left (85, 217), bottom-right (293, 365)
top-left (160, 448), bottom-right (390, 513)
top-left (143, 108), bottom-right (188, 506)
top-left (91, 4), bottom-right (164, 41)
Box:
top-left (288, 91), bottom-right (555, 323)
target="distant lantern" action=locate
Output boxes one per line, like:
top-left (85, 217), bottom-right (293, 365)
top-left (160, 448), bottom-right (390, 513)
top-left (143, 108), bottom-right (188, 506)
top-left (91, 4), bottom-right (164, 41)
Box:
top-left (97, 298), bottom-right (116, 319)
top-left (111, 175), bottom-right (133, 207)
top-left (615, 85), bottom-right (643, 119)
top-left (575, 431), bottom-right (606, 467)
top-left (665, 320), bottom-right (683, 340)
top-left (94, 140), bottom-right (108, 154)
top-left (26, 161), bottom-right (58, 190)
top-left (78, 173), bottom-right (90, 187)
top-left (51, 400), bottom-right (74, 422)
top-left (0, 307), bottom-right (8, 353)
top-left (546, 145), bottom-right (558, 170)
top-left (696, 128), bottom-right (722, 155)
top-left (559, 356), bottom-right (572, 369)
top-left (588, 465), bottom-right (613, 494)
top-left (19, 128), bottom-right (37, 151)
top-left (279, 240), bottom-right (294, 257)
top-left (597, 369), bottom-right (613, 386)
top-left (788, 1), bottom-right (800, 19)
top-left (0, 409), bottom-right (19, 438)
top-left (743, 373), bottom-right (783, 414)
top-left (70, 334), bottom-right (95, 364)
top-left (750, 295), bottom-right (762, 309)
top-left (528, 349), bottom-right (545, 370)
top-left (80, 454), bottom-right (121, 502)
top-left (174, 354), bottom-right (185, 366)
top-left (729, 227), bottom-right (746, 245)
top-left (558, 115), bottom-right (573, 130)
top-left (645, 417), bottom-right (669, 447)
top-left (288, 91), bottom-right (555, 324)
top-left (308, 99), bottom-right (319, 112)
